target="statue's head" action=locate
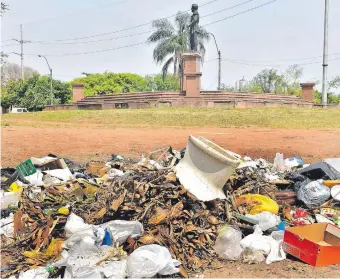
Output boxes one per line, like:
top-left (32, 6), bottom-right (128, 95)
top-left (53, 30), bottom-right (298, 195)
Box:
top-left (191, 4), bottom-right (198, 12)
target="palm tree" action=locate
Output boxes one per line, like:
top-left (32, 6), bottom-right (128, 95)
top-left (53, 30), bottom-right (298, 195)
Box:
top-left (148, 12), bottom-right (210, 78)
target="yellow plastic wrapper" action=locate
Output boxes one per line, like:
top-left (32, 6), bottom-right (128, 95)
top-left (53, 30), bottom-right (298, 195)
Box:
top-left (58, 207), bottom-right (70, 215)
top-left (8, 182), bottom-right (23, 193)
top-left (23, 238), bottom-right (64, 261)
top-left (236, 194), bottom-right (279, 215)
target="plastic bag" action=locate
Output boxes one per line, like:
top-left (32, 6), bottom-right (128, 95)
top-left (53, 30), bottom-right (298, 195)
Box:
top-left (245, 212), bottom-right (280, 231)
top-left (99, 220), bottom-right (144, 245)
top-left (126, 244), bottom-right (180, 278)
top-left (236, 194), bottom-right (279, 215)
top-left (240, 225), bottom-right (286, 264)
top-left (297, 179), bottom-right (331, 208)
top-left (64, 213), bottom-right (99, 248)
top-left (18, 267), bottom-right (49, 279)
top-left (64, 259), bottom-right (127, 279)
top-left (64, 214), bottom-right (144, 248)
top-left (331, 185), bottom-right (340, 201)
top-left (214, 225), bottom-right (242, 260)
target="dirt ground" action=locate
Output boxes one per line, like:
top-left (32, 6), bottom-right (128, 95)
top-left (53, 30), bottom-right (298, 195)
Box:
top-left (1, 125), bottom-right (340, 166)
top-left (1, 125), bottom-right (340, 277)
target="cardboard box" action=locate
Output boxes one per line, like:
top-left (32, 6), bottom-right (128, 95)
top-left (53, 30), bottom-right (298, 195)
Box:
top-left (283, 223), bottom-right (340, 266)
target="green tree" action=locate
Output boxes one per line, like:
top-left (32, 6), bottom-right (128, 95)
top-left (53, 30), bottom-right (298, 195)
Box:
top-left (144, 74), bottom-right (180, 91)
top-left (252, 69), bottom-right (284, 93)
top-left (1, 74), bottom-right (71, 110)
top-left (148, 12), bottom-right (209, 78)
top-left (72, 72), bottom-right (149, 96)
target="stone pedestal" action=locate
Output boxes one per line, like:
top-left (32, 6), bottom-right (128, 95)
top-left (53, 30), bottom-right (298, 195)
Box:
top-left (181, 52), bottom-right (202, 97)
top-left (300, 82), bottom-right (315, 102)
top-left (72, 84), bottom-right (85, 103)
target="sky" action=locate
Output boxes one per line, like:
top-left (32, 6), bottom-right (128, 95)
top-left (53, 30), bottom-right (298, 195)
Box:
top-left (1, 0), bottom-right (339, 91)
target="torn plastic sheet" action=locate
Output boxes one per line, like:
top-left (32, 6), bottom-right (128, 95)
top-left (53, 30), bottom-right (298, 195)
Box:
top-left (16, 267), bottom-right (49, 279)
top-left (127, 244), bottom-right (180, 278)
top-left (24, 170), bottom-right (44, 186)
top-left (0, 190), bottom-right (21, 209)
top-left (30, 156), bottom-right (57, 167)
top-left (43, 168), bottom-right (74, 182)
top-left (138, 155), bottom-right (163, 170)
top-left (0, 213), bottom-right (14, 237)
top-left (63, 259), bottom-right (127, 279)
top-left (240, 225), bottom-right (286, 264)
top-left (245, 212), bottom-right (281, 231)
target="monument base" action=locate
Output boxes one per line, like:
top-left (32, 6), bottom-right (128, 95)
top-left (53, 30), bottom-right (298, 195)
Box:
top-left (181, 52), bottom-right (202, 97)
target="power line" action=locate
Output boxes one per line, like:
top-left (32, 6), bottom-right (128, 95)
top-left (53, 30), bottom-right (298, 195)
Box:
top-left (223, 57), bottom-right (340, 67)
top-left (224, 53), bottom-right (340, 63)
top-left (23, 0), bottom-right (276, 57)
top-left (11, 0), bottom-right (223, 44)
top-left (201, 0), bottom-right (256, 19)
top-left (203, 0), bottom-right (277, 26)
top-left (1, 0), bottom-right (255, 47)
top-left (3, 0), bottom-right (133, 28)
top-left (25, 41), bottom-right (147, 57)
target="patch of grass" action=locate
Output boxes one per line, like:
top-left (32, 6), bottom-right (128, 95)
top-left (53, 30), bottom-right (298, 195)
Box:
top-left (2, 107), bottom-right (340, 129)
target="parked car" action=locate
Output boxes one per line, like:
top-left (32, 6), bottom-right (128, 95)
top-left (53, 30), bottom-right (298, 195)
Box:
top-left (11, 107), bottom-right (28, 113)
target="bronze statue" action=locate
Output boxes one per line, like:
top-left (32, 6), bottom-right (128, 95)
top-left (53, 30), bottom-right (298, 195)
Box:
top-left (189, 4), bottom-right (199, 51)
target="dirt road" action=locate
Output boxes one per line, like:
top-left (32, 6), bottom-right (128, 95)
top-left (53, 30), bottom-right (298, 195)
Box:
top-left (1, 125), bottom-right (340, 166)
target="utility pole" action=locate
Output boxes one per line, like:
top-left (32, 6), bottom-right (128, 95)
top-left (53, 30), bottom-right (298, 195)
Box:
top-left (12, 24), bottom-right (30, 80)
top-left (218, 50), bottom-right (221, 91)
top-left (322, 0), bottom-right (329, 106)
top-left (38, 55), bottom-right (53, 105)
top-left (20, 24), bottom-right (24, 79)
top-left (209, 33), bottom-right (221, 90)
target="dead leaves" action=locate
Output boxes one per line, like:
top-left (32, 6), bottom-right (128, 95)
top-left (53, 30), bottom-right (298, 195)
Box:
top-left (110, 190), bottom-right (127, 211)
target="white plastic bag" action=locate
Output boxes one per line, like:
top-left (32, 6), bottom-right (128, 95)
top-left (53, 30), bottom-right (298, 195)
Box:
top-left (99, 220), bottom-right (144, 245)
top-left (127, 244), bottom-right (180, 278)
top-left (18, 267), bottom-right (49, 279)
top-left (240, 225), bottom-right (285, 264)
top-left (64, 214), bottom-right (144, 248)
top-left (64, 213), bottom-right (100, 248)
top-left (63, 260), bottom-right (127, 279)
top-left (246, 212), bottom-right (281, 231)
top-left (214, 225), bottom-right (242, 260)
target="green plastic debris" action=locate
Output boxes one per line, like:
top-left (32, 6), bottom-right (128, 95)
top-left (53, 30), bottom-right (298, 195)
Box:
top-left (16, 159), bottom-right (36, 176)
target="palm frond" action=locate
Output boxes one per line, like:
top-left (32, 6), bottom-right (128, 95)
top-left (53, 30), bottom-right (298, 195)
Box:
top-left (175, 12), bottom-right (190, 34)
top-left (198, 42), bottom-right (206, 62)
top-left (196, 26), bottom-right (210, 41)
top-left (148, 19), bottom-right (175, 43)
top-left (162, 57), bottom-right (174, 79)
top-left (153, 38), bottom-right (178, 64)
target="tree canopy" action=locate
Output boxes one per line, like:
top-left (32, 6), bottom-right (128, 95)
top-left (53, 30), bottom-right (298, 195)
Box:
top-left (1, 74), bottom-right (72, 110)
top-left (221, 65), bottom-right (340, 104)
top-left (71, 72), bottom-right (180, 96)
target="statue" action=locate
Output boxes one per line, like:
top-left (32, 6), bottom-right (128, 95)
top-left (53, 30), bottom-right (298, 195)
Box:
top-left (189, 4), bottom-right (199, 52)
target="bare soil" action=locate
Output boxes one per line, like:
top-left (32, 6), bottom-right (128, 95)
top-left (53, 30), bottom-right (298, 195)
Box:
top-left (1, 126), bottom-right (340, 166)
top-left (1, 125), bottom-right (340, 277)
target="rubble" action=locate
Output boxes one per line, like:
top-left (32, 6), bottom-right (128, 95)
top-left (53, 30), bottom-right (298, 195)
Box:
top-left (1, 136), bottom-right (340, 278)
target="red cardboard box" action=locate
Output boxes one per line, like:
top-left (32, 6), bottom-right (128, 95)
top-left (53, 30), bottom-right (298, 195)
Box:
top-left (283, 223), bottom-right (340, 266)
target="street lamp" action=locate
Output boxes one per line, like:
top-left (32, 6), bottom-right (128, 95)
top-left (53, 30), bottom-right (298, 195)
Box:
top-left (209, 33), bottom-right (221, 91)
top-left (38, 55), bottom-right (53, 105)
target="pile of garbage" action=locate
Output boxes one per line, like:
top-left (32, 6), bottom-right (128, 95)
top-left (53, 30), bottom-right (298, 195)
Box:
top-left (1, 135), bottom-right (340, 278)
